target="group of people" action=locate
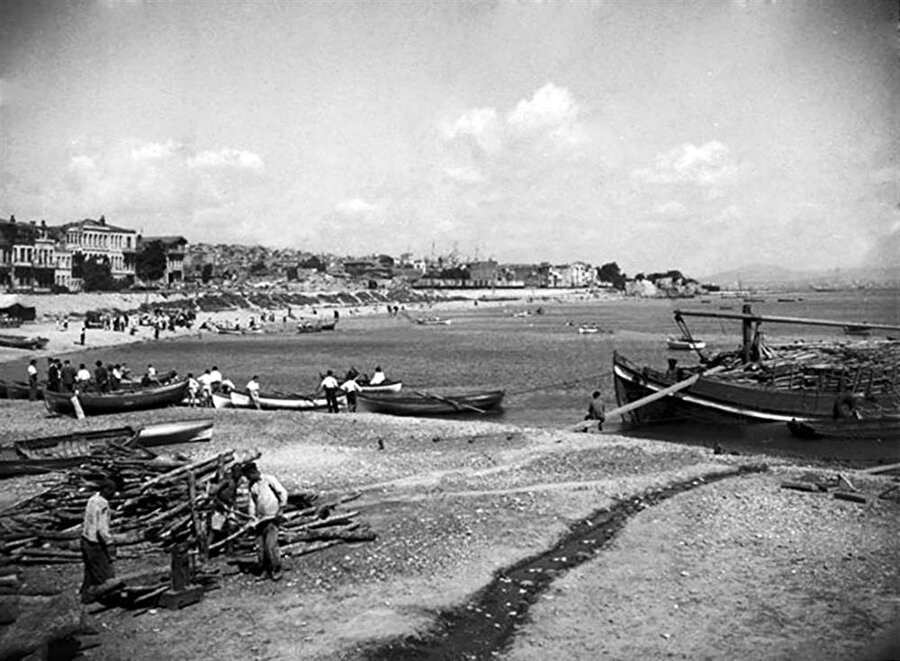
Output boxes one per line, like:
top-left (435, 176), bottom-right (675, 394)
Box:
top-left (80, 460), bottom-right (289, 603)
top-left (318, 365), bottom-right (387, 413)
top-left (35, 357), bottom-right (136, 396)
top-left (185, 366), bottom-right (236, 407)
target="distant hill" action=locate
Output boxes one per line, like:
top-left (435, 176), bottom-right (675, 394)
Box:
top-left (700, 264), bottom-right (900, 289)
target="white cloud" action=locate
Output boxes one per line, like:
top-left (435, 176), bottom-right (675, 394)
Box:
top-left (188, 148), bottom-right (264, 170)
top-left (654, 200), bottom-right (687, 215)
top-left (506, 83), bottom-right (579, 135)
top-left (633, 141), bottom-right (739, 186)
top-left (130, 141), bottom-right (177, 161)
top-left (334, 198), bottom-right (379, 215)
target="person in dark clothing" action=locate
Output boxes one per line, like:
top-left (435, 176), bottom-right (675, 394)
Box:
top-left (80, 478), bottom-right (118, 604)
top-left (60, 359), bottom-right (76, 392)
top-left (319, 370), bottom-right (340, 413)
top-left (93, 360), bottom-right (110, 393)
top-left (47, 358), bottom-right (61, 392)
top-left (209, 465), bottom-right (244, 555)
top-left (583, 390), bottom-right (606, 431)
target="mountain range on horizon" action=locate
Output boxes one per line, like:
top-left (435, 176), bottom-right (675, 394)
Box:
top-left (699, 263), bottom-right (900, 288)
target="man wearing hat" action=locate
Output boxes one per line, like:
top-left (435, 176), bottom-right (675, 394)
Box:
top-left (243, 463), bottom-right (288, 581)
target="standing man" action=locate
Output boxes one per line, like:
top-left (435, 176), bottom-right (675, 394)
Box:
top-left (93, 360), bottom-right (110, 393)
top-left (26, 358), bottom-right (39, 401)
top-left (47, 358), bottom-right (61, 393)
top-left (341, 375), bottom-right (362, 412)
top-left (80, 478), bottom-right (117, 604)
top-left (246, 375), bottom-right (261, 409)
top-left (319, 370), bottom-right (340, 413)
top-left (75, 363), bottom-right (92, 390)
top-left (60, 359), bottom-right (76, 392)
top-left (243, 463), bottom-right (287, 581)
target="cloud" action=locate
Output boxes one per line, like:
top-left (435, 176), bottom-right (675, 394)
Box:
top-left (334, 198), bottom-right (380, 215)
top-left (632, 141), bottom-right (739, 186)
top-left (188, 148), bottom-right (264, 170)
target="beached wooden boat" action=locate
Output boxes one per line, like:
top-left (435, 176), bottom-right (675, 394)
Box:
top-left (0, 418), bottom-right (213, 477)
top-left (578, 325), bottom-right (600, 335)
top-left (358, 379), bottom-right (403, 393)
top-left (413, 316), bottom-right (451, 326)
top-left (0, 334), bottom-right (49, 350)
top-left (0, 380), bottom-right (44, 400)
top-left (229, 389), bottom-right (343, 411)
top-left (666, 335), bottom-right (706, 351)
top-left (613, 307), bottom-right (900, 427)
top-left (357, 390), bottom-right (505, 416)
top-left (787, 416), bottom-right (900, 442)
top-left (43, 380), bottom-right (190, 417)
top-left (213, 325), bottom-right (244, 335)
top-left (843, 324), bottom-right (872, 337)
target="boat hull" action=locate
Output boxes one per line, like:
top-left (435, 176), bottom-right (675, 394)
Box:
top-left (230, 389), bottom-right (342, 410)
top-left (613, 352), bottom-right (836, 425)
top-left (358, 390), bottom-right (505, 416)
top-left (787, 417), bottom-right (900, 441)
top-left (136, 418), bottom-right (214, 446)
top-left (358, 380), bottom-right (403, 394)
top-left (667, 336), bottom-right (706, 351)
top-left (43, 380), bottom-right (190, 417)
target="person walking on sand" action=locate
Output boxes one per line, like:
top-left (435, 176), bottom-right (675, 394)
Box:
top-left (61, 359), bottom-right (76, 392)
top-left (80, 478), bottom-right (118, 604)
top-left (319, 370), bottom-right (340, 413)
top-left (341, 374), bottom-right (362, 412)
top-left (27, 359), bottom-right (39, 401)
top-left (583, 390), bottom-right (606, 431)
top-left (244, 463), bottom-right (287, 581)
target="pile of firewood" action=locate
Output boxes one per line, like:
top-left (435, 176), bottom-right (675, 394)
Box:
top-left (0, 446), bottom-right (375, 570)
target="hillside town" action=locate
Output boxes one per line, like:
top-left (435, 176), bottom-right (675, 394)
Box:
top-left (0, 214), bottom-right (706, 297)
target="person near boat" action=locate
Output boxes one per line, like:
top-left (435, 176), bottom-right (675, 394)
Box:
top-left (80, 478), bottom-right (117, 604)
top-left (583, 390), bottom-right (606, 431)
top-left (47, 358), bottom-right (61, 393)
top-left (186, 373), bottom-right (200, 407)
top-left (93, 360), bottom-right (110, 393)
top-left (209, 366), bottom-right (223, 391)
top-left (60, 359), bottom-right (76, 392)
top-left (142, 364), bottom-right (159, 386)
top-left (110, 364), bottom-right (123, 391)
top-left (369, 366), bottom-right (386, 386)
top-left (27, 359), bottom-right (39, 401)
top-left (75, 363), bottom-right (92, 389)
top-left (246, 376), bottom-right (261, 409)
top-left (319, 370), bottom-right (340, 413)
top-left (243, 463), bottom-right (287, 581)
top-left (209, 465), bottom-right (244, 555)
top-left (666, 358), bottom-right (680, 381)
top-left (197, 369), bottom-right (214, 406)
top-left (341, 375), bottom-right (362, 412)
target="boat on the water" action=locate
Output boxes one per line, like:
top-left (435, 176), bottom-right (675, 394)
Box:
top-left (43, 380), bottom-right (190, 417)
top-left (666, 335), bottom-right (706, 351)
top-left (357, 389), bottom-right (505, 416)
top-left (578, 324), bottom-right (602, 335)
top-left (843, 324), bottom-right (872, 337)
top-left (787, 416), bottom-right (900, 442)
top-left (0, 334), bottom-right (49, 350)
top-left (613, 307), bottom-right (900, 427)
top-left (0, 418), bottom-right (213, 477)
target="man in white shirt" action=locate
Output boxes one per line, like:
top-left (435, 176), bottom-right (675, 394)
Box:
top-left (209, 366), bottom-right (223, 389)
top-left (26, 359), bottom-right (38, 401)
top-left (341, 376), bottom-right (362, 412)
top-left (197, 369), bottom-right (214, 406)
top-left (319, 370), bottom-right (340, 413)
top-left (246, 376), bottom-right (261, 409)
top-left (243, 463), bottom-right (288, 581)
top-left (75, 363), bottom-right (92, 389)
top-left (80, 478), bottom-right (117, 603)
top-left (369, 366), bottom-right (386, 386)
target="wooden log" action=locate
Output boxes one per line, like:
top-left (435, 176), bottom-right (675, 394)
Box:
top-left (834, 491), bottom-right (867, 503)
top-left (780, 481), bottom-right (823, 493)
top-left (862, 461), bottom-right (900, 475)
top-left (140, 451), bottom-right (234, 492)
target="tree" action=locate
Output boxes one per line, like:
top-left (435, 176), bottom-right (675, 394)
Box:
top-left (201, 263), bottom-right (214, 284)
top-left (82, 256), bottom-right (118, 292)
top-left (136, 240), bottom-right (167, 282)
top-left (598, 262), bottom-right (627, 290)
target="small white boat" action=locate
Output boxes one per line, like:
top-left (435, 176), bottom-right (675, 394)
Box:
top-left (666, 335), bottom-right (706, 351)
top-left (578, 325), bottom-right (600, 335)
top-left (137, 418), bottom-right (214, 446)
top-left (358, 379), bottom-right (403, 393)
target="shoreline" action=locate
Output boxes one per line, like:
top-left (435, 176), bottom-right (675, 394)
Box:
top-left (0, 288), bottom-right (620, 366)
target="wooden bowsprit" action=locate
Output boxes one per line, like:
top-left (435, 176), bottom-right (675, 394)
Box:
top-left (570, 365), bottom-right (728, 432)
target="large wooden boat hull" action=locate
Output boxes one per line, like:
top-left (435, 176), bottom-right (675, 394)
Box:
top-left (1, 380), bottom-right (44, 400)
top-left (357, 390), bottom-right (505, 416)
top-left (229, 389), bottom-right (343, 411)
top-left (43, 380), bottom-right (190, 417)
top-left (0, 419), bottom-right (213, 477)
top-left (613, 352), bottom-right (836, 425)
top-left (787, 417), bottom-right (900, 441)
top-left (0, 334), bottom-right (49, 350)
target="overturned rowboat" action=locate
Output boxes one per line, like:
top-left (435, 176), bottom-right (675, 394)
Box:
top-left (357, 390), bottom-right (504, 416)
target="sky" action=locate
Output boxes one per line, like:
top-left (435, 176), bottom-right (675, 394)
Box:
top-left (1, 0), bottom-right (898, 277)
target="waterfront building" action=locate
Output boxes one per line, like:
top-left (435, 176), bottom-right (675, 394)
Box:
top-left (57, 216), bottom-right (137, 288)
top-left (139, 235), bottom-right (188, 284)
top-left (0, 217), bottom-right (57, 291)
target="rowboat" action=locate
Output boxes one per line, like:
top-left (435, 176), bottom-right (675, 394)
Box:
top-left (0, 380), bottom-right (43, 400)
top-left (0, 334), bottom-right (49, 350)
top-left (358, 379), bottom-right (403, 393)
top-left (43, 380), bottom-right (190, 417)
top-left (843, 324), bottom-right (872, 337)
top-left (229, 389), bottom-right (342, 411)
top-left (787, 416), bottom-right (900, 442)
top-left (214, 325), bottom-right (244, 335)
top-left (666, 335), bottom-right (706, 351)
top-left (357, 390), bottom-right (505, 416)
top-left (0, 419), bottom-right (214, 477)
top-left (613, 307), bottom-right (900, 427)
top-left (578, 325), bottom-right (600, 335)
top-left (413, 316), bottom-right (451, 326)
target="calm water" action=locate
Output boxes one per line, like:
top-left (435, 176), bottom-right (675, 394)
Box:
top-left (5, 288), bottom-right (899, 462)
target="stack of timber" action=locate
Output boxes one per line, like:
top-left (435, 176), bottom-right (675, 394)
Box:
top-left (0, 447), bottom-right (374, 595)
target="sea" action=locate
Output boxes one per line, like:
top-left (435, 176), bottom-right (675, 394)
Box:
top-left (5, 288), bottom-right (899, 464)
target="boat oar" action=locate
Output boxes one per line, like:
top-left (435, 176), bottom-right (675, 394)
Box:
top-left (414, 391), bottom-right (487, 414)
top-left (571, 364), bottom-right (728, 432)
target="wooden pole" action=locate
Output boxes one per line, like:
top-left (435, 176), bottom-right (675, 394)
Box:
top-left (674, 308), bottom-right (900, 332)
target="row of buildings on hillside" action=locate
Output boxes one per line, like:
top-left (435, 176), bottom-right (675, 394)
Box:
top-left (0, 216), bottom-right (187, 292)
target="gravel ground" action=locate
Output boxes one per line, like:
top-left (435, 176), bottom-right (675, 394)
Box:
top-left (1, 401), bottom-right (898, 660)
